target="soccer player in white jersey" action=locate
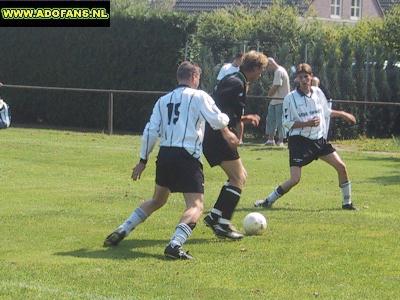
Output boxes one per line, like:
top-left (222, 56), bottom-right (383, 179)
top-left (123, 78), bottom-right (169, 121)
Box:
top-left (255, 63), bottom-right (357, 210)
top-left (103, 61), bottom-right (238, 260)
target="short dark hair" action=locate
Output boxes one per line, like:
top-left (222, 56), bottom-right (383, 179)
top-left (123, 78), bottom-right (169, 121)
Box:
top-left (296, 63), bottom-right (313, 75)
top-left (234, 52), bottom-right (244, 59)
top-left (177, 61), bottom-right (201, 81)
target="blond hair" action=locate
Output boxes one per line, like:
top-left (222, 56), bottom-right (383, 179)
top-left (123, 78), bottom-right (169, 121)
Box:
top-left (240, 51), bottom-right (268, 73)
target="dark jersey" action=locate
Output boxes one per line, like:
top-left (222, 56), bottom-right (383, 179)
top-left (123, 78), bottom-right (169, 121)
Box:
top-left (212, 71), bottom-right (247, 130)
top-left (202, 72), bottom-right (247, 166)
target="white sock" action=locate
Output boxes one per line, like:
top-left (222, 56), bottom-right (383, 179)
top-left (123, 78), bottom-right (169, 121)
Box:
top-left (169, 223), bottom-right (192, 248)
top-left (340, 181), bottom-right (352, 205)
top-left (266, 187), bottom-right (282, 204)
top-left (121, 207), bottom-right (148, 234)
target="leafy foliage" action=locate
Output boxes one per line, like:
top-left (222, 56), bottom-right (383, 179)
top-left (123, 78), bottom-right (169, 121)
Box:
top-left (382, 4), bottom-right (400, 56)
top-left (0, 3), bottom-right (399, 137)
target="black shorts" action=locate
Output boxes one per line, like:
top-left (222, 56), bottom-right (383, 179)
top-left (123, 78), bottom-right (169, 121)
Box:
top-left (155, 147), bottom-right (204, 193)
top-left (203, 124), bottom-right (239, 167)
top-left (288, 135), bottom-right (335, 167)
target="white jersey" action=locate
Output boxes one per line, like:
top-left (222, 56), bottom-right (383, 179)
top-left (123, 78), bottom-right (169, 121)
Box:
top-left (282, 86), bottom-right (332, 140)
top-left (140, 85), bottom-right (229, 161)
top-left (217, 63), bottom-right (240, 81)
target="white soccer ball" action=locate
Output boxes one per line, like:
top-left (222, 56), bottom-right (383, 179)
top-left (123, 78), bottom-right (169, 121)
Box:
top-left (243, 212), bottom-right (267, 235)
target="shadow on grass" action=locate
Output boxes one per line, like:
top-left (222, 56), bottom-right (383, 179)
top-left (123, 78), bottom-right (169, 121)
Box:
top-left (249, 148), bottom-right (287, 153)
top-left (354, 155), bottom-right (400, 163)
top-left (353, 156), bottom-right (400, 185)
top-left (369, 174), bottom-right (400, 186)
top-left (235, 207), bottom-right (342, 213)
top-left (11, 123), bottom-right (139, 136)
top-left (54, 238), bottom-right (209, 261)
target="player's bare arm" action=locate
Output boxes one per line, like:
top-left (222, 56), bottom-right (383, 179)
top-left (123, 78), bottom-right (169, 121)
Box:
top-left (331, 110), bottom-right (356, 125)
top-left (241, 114), bottom-right (260, 127)
top-left (267, 85), bottom-right (279, 97)
top-left (291, 117), bottom-right (320, 129)
top-left (220, 126), bottom-right (240, 149)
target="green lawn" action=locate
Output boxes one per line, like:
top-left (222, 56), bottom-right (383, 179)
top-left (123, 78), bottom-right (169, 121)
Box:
top-left (1, 128), bottom-right (399, 299)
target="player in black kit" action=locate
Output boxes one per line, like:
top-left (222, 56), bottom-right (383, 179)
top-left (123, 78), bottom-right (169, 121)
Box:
top-left (203, 51), bottom-right (269, 240)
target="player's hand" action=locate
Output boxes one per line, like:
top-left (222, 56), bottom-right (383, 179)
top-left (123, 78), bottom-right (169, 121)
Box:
top-left (221, 127), bottom-right (240, 150)
top-left (242, 114), bottom-right (260, 127)
top-left (131, 162), bottom-right (146, 181)
top-left (308, 117), bottom-right (320, 127)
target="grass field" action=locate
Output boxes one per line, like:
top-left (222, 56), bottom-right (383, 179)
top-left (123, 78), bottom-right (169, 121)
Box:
top-left (1, 128), bottom-right (399, 299)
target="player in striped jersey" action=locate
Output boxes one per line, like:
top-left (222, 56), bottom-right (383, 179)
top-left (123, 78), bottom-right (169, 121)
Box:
top-left (203, 51), bottom-right (269, 239)
top-left (255, 63), bottom-right (357, 210)
top-left (103, 61), bottom-right (238, 259)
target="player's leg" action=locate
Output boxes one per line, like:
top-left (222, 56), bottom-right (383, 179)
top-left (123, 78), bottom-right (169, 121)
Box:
top-left (255, 166), bottom-right (301, 208)
top-left (164, 152), bottom-right (204, 259)
top-left (275, 104), bottom-right (284, 146)
top-left (320, 152), bottom-right (356, 210)
top-left (103, 185), bottom-right (170, 247)
top-left (265, 104), bottom-right (276, 145)
top-left (165, 193), bottom-right (204, 260)
top-left (204, 159), bottom-right (246, 240)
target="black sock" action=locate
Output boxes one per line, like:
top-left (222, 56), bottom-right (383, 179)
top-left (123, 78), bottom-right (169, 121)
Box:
top-left (214, 185), bottom-right (241, 221)
top-left (211, 185), bottom-right (227, 219)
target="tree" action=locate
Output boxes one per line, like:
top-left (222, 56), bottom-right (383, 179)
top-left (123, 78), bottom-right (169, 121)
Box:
top-left (338, 34), bottom-right (353, 100)
top-left (382, 5), bottom-right (400, 56)
top-left (196, 8), bottom-right (254, 63)
top-left (253, 4), bottom-right (300, 57)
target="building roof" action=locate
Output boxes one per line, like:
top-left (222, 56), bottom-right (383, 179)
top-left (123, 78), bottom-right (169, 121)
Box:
top-left (174, 0), bottom-right (270, 12)
top-left (173, 0), bottom-right (397, 14)
top-left (173, 0), bottom-right (309, 13)
top-left (378, 0), bottom-right (399, 12)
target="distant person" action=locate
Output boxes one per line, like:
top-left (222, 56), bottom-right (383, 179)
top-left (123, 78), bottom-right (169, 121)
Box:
top-left (216, 52), bottom-right (244, 82)
top-left (0, 98), bottom-right (11, 129)
top-left (264, 58), bottom-right (290, 147)
top-left (255, 63), bottom-right (357, 210)
top-left (203, 51), bottom-right (269, 240)
top-left (103, 61), bottom-right (237, 260)
top-left (312, 76), bottom-right (332, 100)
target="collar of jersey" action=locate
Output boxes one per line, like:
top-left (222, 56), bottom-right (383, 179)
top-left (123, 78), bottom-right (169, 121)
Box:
top-left (296, 87), bottom-right (313, 97)
top-left (176, 84), bottom-right (191, 89)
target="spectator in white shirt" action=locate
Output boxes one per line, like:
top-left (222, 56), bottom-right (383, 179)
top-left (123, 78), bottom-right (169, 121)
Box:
top-left (216, 52), bottom-right (244, 82)
top-left (265, 58), bottom-right (290, 147)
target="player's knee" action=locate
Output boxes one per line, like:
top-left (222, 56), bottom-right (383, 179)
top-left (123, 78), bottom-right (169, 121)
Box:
top-left (337, 162), bottom-right (347, 175)
top-left (290, 176), bottom-right (301, 186)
